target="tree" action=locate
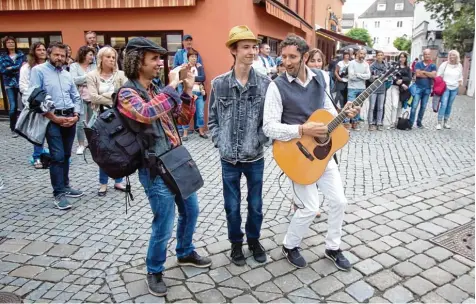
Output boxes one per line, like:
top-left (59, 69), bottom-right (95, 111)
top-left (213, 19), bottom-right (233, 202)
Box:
top-left (346, 28), bottom-right (373, 47)
top-left (418, 0), bottom-right (475, 54)
top-left (394, 36), bottom-right (412, 53)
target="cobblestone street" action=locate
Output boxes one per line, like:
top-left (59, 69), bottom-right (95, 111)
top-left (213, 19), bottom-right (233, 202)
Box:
top-left (0, 96), bottom-right (474, 303)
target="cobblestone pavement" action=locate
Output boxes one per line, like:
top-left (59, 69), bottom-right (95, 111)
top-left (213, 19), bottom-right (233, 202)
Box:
top-left (0, 96), bottom-right (474, 303)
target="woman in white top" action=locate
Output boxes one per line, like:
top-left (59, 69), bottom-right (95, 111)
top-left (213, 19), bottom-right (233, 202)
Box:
top-left (69, 46), bottom-right (97, 155)
top-left (305, 48), bottom-right (334, 218)
top-left (87, 47), bottom-right (128, 196)
top-left (436, 49), bottom-right (463, 130)
top-left (334, 51), bottom-right (351, 109)
top-left (19, 42), bottom-right (47, 169)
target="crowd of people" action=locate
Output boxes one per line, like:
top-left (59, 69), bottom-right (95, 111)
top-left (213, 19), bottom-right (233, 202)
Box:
top-left (0, 26), bottom-right (464, 298)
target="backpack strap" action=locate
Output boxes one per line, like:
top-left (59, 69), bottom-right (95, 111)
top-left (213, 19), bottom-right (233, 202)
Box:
top-left (310, 68), bottom-right (340, 113)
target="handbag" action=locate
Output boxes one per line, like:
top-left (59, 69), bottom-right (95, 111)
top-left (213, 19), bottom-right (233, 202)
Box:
top-left (156, 144), bottom-right (204, 199)
top-left (396, 111), bottom-right (411, 130)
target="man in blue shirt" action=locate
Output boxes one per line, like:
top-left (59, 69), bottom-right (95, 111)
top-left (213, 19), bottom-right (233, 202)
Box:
top-left (30, 42), bottom-right (84, 210)
top-left (173, 34), bottom-right (203, 68)
top-left (410, 49), bottom-right (436, 128)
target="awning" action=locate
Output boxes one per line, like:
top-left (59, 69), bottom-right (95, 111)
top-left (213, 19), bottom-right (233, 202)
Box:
top-left (316, 28), bottom-right (367, 45)
top-left (255, 0), bottom-right (313, 30)
top-left (0, 0), bottom-right (196, 11)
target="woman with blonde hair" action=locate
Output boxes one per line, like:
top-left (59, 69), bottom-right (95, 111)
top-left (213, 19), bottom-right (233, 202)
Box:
top-left (87, 46), bottom-right (128, 196)
top-left (436, 49), bottom-right (463, 130)
top-left (70, 46), bottom-right (96, 155)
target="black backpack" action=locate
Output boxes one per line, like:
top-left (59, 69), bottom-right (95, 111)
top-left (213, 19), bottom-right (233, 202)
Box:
top-left (83, 91), bottom-right (148, 212)
top-left (84, 106), bottom-right (145, 180)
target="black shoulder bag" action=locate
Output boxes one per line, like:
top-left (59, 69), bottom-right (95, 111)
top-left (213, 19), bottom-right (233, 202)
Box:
top-left (151, 91), bottom-right (204, 199)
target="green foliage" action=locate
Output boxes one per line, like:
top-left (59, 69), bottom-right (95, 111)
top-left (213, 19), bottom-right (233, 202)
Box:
top-left (393, 36), bottom-right (412, 53)
top-left (346, 28), bottom-right (373, 47)
top-left (418, 0), bottom-right (475, 54)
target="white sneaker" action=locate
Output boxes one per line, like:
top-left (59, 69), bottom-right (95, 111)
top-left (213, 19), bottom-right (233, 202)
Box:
top-left (444, 123), bottom-right (451, 129)
top-left (436, 124), bottom-right (442, 130)
top-left (76, 145), bottom-right (85, 155)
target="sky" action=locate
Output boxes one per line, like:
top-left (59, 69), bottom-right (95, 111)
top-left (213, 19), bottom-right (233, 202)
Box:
top-left (342, 0), bottom-right (374, 17)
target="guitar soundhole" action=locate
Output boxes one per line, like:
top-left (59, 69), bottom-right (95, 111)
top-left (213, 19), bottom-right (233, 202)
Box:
top-left (313, 137), bottom-right (332, 160)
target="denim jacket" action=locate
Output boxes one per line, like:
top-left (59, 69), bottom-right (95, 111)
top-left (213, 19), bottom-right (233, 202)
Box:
top-left (208, 68), bottom-right (271, 164)
top-left (0, 51), bottom-right (25, 88)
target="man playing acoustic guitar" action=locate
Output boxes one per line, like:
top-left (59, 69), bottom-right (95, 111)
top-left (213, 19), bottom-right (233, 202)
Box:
top-left (263, 34), bottom-right (360, 270)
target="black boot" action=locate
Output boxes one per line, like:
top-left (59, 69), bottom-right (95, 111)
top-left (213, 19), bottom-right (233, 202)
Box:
top-left (230, 242), bottom-right (246, 266)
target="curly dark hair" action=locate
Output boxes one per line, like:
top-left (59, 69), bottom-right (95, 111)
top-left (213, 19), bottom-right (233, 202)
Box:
top-left (75, 45), bottom-right (96, 64)
top-left (279, 34), bottom-right (309, 57)
top-left (27, 41), bottom-right (46, 67)
top-left (123, 49), bottom-right (146, 80)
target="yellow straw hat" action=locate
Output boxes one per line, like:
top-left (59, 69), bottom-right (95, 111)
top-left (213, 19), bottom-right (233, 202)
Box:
top-left (225, 25), bottom-right (260, 48)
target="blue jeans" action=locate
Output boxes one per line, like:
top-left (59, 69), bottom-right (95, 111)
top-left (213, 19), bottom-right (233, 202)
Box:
top-left (33, 144), bottom-right (44, 160)
top-left (99, 168), bottom-right (123, 185)
top-left (368, 93), bottom-right (385, 125)
top-left (178, 91), bottom-right (204, 130)
top-left (6, 87), bottom-right (19, 131)
top-left (45, 120), bottom-right (76, 197)
top-left (138, 168), bottom-right (199, 274)
top-left (347, 88), bottom-right (363, 123)
top-left (438, 88), bottom-right (458, 122)
top-left (221, 158), bottom-right (264, 243)
top-left (410, 86), bottom-right (431, 127)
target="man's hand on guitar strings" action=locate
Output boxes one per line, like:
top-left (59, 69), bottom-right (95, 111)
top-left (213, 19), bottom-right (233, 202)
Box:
top-left (343, 102), bottom-right (361, 119)
top-left (301, 122), bottom-right (329, 142)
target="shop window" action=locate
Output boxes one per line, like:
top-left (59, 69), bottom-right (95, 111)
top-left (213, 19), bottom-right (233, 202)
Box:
top-left (111, 37), bottom-right (126, 49)
top-left (167, 34), bottom-right (182, 52)
top-left (49, 35), bottom-right (62, 43)
top-left (90, 31), bottom-right (183, 85)
top-left (0, 32), bottom-right (62, 114)
top-left (31, 37), bottom-right (45, 44)
top-left (15, 38), bottom-right (29, 48)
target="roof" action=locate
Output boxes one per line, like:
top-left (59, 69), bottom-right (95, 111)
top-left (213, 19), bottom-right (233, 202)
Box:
top-left (359, 0), bottom-right (414, 19)
top-left (342, 13), bottom-right (355, 20)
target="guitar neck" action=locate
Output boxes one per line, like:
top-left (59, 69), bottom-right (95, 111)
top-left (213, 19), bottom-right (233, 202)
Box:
top-left (328, 78), bottom-right (385, 132)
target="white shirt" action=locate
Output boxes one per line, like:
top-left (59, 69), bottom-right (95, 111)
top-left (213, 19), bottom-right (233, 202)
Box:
top-left (337, 60), bottom-right (350, 82)
top-left (252, 58), bottom-right (268, 76)
top-left (263, 67), bottom-right (338, 142)
top-left (19, 63), bottom-right (31, 94)
top-left (438, 62), bottom-right (463, 90)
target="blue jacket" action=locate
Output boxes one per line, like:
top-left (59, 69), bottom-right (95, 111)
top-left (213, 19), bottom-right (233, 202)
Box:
top-left (208, 68), bottom-right (270, 164)
top-left (173, 49), bottom-right (203, 68)
top-left (0, 51), bottom-right (25, 88)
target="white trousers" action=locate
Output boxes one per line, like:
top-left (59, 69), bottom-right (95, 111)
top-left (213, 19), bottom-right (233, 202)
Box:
top-left (283, 160), bottom-right (347, 250)
top-left (385, 85), bottom-right (402, 126)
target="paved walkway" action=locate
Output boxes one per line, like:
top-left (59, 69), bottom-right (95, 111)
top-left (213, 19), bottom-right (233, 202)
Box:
top-left (0, 96), bottom-right (474, 303)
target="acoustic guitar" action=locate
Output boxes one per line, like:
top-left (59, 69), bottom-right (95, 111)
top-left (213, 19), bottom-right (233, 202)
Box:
top-left (273, 65), bottom-right (397, 185)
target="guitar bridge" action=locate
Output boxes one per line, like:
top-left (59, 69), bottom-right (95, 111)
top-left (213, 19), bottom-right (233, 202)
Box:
top-left (296, 141), bottom-right (314, 161)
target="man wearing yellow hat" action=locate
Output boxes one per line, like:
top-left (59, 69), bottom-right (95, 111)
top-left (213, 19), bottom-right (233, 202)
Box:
top-left (208, 26), bottom-right (271, 266)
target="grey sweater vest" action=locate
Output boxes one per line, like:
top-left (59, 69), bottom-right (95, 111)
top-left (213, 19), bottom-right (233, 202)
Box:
top-left (274, 70), bottom-right (326, 125)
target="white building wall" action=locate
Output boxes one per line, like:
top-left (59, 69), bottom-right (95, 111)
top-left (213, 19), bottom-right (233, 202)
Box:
top-left (358, 16), bottom-right (413, 49)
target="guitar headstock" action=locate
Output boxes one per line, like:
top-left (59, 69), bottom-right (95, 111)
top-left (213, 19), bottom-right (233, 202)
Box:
top-left (383, 63), bottom-right (398, 78)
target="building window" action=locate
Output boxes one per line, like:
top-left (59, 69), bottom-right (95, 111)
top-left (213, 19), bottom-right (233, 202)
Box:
top-left (387, 37), bottom-right (390, 44)
top-left (91, 30), bottom-right (182, 85)
top-left (282, 0), bottom-right (289, 6)
top-left (395, 3), bottom-right (404, 10)
top-left (377, 3), bottom-right (386, 11)
top-left (397, 21), bottom-right (403, 27)
top-left (258, 35), bottom-right (281, 57)
top-left (375, 21), bottom-right (380, 28)
top-left (0, 31), bottom-right (63, 113)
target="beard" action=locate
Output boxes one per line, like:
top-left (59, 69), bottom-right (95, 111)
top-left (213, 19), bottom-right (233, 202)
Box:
top-left (49, 58), bottom-right (64, 68)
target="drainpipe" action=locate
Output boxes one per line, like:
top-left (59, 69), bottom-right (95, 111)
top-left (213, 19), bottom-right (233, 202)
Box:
top-left (467, 35), bottom-right (475, 97)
